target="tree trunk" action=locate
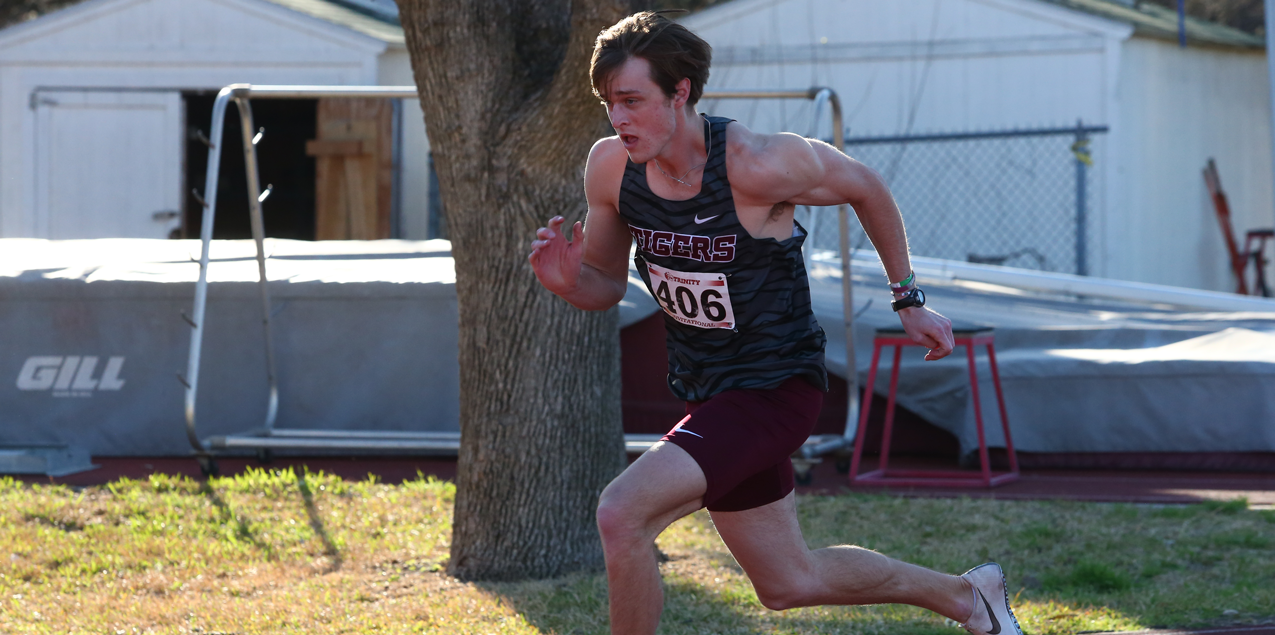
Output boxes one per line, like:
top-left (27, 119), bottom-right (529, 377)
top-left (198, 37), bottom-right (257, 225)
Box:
top-left (398, 0), bottom-right (631, 580)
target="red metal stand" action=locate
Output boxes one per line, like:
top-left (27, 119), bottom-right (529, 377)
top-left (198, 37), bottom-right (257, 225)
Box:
top-left (848, 328), bottom-right (1020, 488)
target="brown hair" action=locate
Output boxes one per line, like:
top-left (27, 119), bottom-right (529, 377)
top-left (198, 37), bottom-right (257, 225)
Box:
top-left (590, 11), bottom-right (712, 108)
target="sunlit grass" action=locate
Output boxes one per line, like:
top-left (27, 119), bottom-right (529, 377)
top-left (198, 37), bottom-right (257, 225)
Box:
top-left (1, 469), bottom-right (1272, 634)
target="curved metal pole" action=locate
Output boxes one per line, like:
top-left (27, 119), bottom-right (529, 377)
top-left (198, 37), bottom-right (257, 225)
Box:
top-left (183, 84), bottom-right (244, 453)
top-left (825, 89), bottom-right (861, 446)
top-left (242, 85), bottom-right (418, 99)
top-left (800, 89), bottom-right (833, 264)
top-left (798, 88), bottom-right (860, 457)
top-left (714, 87), bottom-right (859, 458)
top-left (809, 89), bottom-right (831, 139)
top-left (701, 88), bottom-right (826, 100)
top-left (234, 96), bottom-right (280, 432)
top-left (185, 84), bottom-right (283, 455)
top-left (1267, 0), bottom-right (1275, 244)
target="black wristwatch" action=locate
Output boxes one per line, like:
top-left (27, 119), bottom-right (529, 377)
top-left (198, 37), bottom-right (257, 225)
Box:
top-left (890, 287), bottom-right (926, 312)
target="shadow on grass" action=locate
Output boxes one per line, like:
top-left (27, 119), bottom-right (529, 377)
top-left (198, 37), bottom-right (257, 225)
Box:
top-left (198, 482), bottom-right (277, 561)
top-left (660, 579), bottom-right (774, 635)
top-left (478, 572), bottom-right (775, 635)
top-left (484, 573), bottom-right (966, 635)
top-left (296, 472), bottom-right (342, 572)
top-left (466, 557), bottom-right (1160, 635)
top-left (462, 496), bottom-right (1275, 634)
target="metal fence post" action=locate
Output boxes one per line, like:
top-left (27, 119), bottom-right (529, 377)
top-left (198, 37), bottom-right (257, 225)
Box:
top-left (1073, 120), bottom-right (1090, 276)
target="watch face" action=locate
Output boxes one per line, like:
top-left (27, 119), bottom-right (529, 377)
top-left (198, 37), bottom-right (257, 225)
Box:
top-left (915, 288), bottom-right (925, 306)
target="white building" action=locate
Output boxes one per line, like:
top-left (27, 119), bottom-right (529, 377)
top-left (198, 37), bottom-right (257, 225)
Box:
top-left (2, 0), bottom-right (1271, 293)
top-left (682, 0), bottom-right (1273, 292)
top-left (0, 0), bottom-right (434, 242)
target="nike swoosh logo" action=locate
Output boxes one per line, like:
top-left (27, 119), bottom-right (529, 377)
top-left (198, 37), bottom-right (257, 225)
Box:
top-left (694, 214), bottom-right (721, 224)
top-left (979, 590), bottom-right (1001, 635)
top-left (670, 422), bottom-right (704, 439)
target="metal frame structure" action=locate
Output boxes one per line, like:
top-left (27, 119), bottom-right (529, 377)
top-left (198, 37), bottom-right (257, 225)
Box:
top-left (182, 84), bottom-right (858, 475)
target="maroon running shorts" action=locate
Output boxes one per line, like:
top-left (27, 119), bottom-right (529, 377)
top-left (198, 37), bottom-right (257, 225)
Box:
top-left (661, 375), bottom-right (823, 512)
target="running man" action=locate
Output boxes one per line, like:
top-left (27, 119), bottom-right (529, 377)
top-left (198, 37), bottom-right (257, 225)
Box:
top-left (528, 11), bottom-right (1022, 635)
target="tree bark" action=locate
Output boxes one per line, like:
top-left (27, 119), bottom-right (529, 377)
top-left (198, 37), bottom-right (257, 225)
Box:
top-left (398, 0), bottom-right (631, 580)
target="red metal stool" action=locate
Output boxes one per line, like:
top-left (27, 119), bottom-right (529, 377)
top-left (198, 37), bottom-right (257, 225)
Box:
top-left (848, 327), bottom-right (1020, 488)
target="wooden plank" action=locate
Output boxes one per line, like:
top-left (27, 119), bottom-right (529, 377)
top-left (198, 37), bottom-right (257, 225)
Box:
top-left (305, 139), bottom-right (366, 157)
top-left (1203, 159), bottom-right (1248, 295)
top-left (313, 98), bottom-right (393, 240)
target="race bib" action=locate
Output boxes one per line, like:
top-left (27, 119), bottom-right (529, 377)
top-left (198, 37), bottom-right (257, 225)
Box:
top-left (646, 262), bottom-right (736, 330)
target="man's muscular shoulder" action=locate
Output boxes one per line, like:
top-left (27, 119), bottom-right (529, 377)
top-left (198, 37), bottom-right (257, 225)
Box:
top-left (590, 135), bottom-right (629, 164)
top-left (585, 136), bottom-right (629, 210)
top-left (723, 122), bottom-right (823, 204)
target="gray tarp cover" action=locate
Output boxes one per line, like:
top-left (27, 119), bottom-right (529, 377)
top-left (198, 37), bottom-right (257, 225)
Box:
top-left (806, 255), bottom-right (1275, 455)
top-left (3, 239), bottom-right (1274, 456)
top-left (627, 251), bottom-right (1275, 455)
top-left (1, 239), bottom-right (459, 456)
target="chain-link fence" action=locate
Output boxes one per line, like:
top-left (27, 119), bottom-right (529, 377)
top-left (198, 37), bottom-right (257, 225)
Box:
top-left (801, 125), bottom-right (1107, 276)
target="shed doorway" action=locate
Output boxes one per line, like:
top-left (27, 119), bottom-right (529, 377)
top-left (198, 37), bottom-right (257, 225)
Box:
top-left (184, 94), bottom-right (398, 242)
top-left (183, 93), bottom-right (317, 240)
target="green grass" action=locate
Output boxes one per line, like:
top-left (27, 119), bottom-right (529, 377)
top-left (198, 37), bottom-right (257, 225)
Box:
top-left (1, 469), bottom-right (1272, 634)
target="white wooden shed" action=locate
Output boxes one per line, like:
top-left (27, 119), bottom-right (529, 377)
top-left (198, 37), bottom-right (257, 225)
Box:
top-left (681, 0), bottom-right (1273, 292)
top-left (0, 0), bottom-right (435, 242)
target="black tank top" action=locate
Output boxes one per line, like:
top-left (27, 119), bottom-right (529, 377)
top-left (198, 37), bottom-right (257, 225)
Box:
top-left (618, 115), bottom-right (828, 402)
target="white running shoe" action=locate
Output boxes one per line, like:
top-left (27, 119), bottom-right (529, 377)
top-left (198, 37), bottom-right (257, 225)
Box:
top-left (960, 563), bottom-right (1023, 635)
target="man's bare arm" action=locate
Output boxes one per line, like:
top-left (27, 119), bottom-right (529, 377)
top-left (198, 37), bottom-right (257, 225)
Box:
top-left (776, 139), bottom-right (912, 284)
top-left (752, 135), bottom-right (955, 360)
top-left (529, 139), bottom-right (632, 311)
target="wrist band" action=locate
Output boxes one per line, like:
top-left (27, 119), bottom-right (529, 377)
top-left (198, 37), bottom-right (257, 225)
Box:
top-left (889, 271), bottom-right (915, 290)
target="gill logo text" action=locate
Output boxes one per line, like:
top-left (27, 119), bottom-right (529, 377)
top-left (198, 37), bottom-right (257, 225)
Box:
top-left (16, 356), bottom-right (126, 397)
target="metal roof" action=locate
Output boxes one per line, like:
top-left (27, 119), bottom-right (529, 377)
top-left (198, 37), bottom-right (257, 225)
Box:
top-left (0, 0), bottom-right (406, 45)
top-left (2, 0), bottom-right (1260, 53)
top-left (233, 0), bottom-right (1275, 52)
top-left (1038, 0), bottom-right (1265, 49)
top-left (261, 0), bottom-right (404, 45)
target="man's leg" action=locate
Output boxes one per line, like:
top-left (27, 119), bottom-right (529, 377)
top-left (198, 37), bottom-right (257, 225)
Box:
top-left (710, 491), bottom-right (975, 620)
top-left (596, 441), bottom-right (706, 635)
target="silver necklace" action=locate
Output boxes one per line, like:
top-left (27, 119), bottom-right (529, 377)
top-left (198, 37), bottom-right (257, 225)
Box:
top-left (653, 158), bottom-right (705, 187)
top-left (653, 120), bottom-right (711, 187)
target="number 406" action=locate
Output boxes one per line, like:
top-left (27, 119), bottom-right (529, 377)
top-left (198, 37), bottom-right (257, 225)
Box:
top-left (655, 281), bottom-right (728, 321)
